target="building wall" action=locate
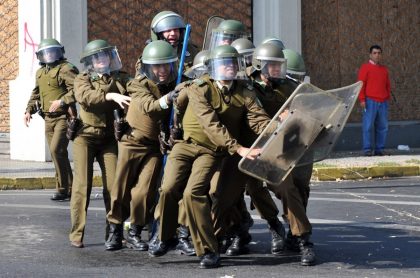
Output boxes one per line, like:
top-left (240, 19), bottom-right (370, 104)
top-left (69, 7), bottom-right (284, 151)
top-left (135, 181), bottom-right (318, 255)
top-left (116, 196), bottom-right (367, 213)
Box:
top-left (302, 0), bottom-right (420, 122)
top-left (0, 0), bottom-right (18, 132)
top-left (86, 0), bottom-right (252, 76)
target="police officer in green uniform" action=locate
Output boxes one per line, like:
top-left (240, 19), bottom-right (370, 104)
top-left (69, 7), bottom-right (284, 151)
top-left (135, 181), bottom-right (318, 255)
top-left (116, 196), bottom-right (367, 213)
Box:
top-left (105, 40), bottom-right (179, 251)
top-left (211, 38), bottom-right (285, 257)
top-left (69, 39), bottom-right (131, 248)
top-left (246, 42), bottom-right (316, 265)
top-left (207, 19), bottom-right (250, 50)
top-left (24, 38), bottom-right (78, 201)
top-left (149, 45), bottom-right (272, 269)
top-left (135, 11), bottom-right (199, 75)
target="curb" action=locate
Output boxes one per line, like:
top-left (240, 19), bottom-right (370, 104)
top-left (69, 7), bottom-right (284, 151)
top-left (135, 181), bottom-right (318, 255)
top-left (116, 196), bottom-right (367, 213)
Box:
top-left (313, 165), bottom-right (420, 181)
top-left (0, 166), bottom-right (419, 189)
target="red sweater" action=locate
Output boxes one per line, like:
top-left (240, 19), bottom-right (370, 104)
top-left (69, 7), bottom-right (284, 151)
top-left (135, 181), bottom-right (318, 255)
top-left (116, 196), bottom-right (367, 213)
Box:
top-left (357, 61), bottom-right (391, 103)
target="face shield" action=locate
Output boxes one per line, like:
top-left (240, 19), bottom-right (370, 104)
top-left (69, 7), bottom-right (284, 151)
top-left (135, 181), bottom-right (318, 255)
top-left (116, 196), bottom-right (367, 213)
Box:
top-left (207, 56), bottom-right (247, 81)
top-left (140, 60), bottom-right (178, 84)
top-left (82, 47), bottom-right (122, 75)
top-left (208, 31), bottom-right (248, 50)
top-left (260, 58), bottom-right (287, 80)
top-left (184, 63), bottom-right (208, 79)
top-left (36, 46), bottom-right (64, 64)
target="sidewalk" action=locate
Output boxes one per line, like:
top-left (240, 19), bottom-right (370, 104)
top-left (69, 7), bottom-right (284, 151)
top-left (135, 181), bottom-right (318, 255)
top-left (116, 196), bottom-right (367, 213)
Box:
top-left (0, 133), bottom-right (419, 189)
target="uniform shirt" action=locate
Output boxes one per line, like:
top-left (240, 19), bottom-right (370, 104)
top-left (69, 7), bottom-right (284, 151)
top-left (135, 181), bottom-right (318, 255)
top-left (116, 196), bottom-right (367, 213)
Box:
top-left (125, 75), bottom-right (174, 144)
top-left (25, 60), bottom-right (79, 114)
top-left (74, 71), bottom-right (131, 138)
top-left (182, 75), bottom-right (271, 155)
top-left (358, 60), bottom-right (391, 103)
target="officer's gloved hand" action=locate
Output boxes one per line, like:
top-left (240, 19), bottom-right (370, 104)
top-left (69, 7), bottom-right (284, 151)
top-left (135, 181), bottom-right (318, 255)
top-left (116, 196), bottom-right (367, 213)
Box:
top-left (169, 126), bottom-right (183, 147)
top-left (158, 130), bottom-right (171, 155)
top-left (165, 89), bottom-right (179, 105)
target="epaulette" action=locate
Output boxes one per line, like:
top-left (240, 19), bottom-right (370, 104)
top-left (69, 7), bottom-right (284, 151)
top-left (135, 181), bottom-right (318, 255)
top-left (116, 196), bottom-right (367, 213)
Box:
top-left (193, 79), bottom-right (206, 86)
top-left (175, 80), bottom-right (193, 90)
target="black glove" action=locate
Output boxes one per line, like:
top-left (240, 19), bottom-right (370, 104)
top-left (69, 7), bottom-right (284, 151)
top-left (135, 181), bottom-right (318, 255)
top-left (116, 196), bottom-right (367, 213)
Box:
top-left (113, 109), bottom-right (128, 141)
top-left (169, 127), bottom-right (183, 147)
top-left (158, 130), bottom-right (171, 155)
top-left (66, 118), bottom-right (81, 141)
top-left (165, 89), bottom-right (179, 105)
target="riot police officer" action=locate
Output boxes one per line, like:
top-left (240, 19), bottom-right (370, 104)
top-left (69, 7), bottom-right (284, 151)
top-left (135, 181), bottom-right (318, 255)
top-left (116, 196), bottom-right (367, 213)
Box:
top-left (149, 45), bottom-right (272, 269)
top-left (247, 42), bottom-right (316, 266)
top-left (135, 11), bottom-right (199, 74)
top-left (105, 40), bottom-right (179, 251)
top-left (207, 19), bottom-right (250, 50)
top-left (69, 39), bottom-right (131, 248)
top-left (24, 38), bottom-right (78, 201)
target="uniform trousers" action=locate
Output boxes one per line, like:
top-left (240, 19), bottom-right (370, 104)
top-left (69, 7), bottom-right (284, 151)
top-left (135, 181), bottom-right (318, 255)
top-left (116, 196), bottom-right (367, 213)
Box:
top-left (107, 139), bottom-right (162, 226)
top-left (69, 135), bottom-right (117, 242)
top-left (44, 114), bottom-right (72, 194)
top-left (157, 142), bottom-right (222, 256)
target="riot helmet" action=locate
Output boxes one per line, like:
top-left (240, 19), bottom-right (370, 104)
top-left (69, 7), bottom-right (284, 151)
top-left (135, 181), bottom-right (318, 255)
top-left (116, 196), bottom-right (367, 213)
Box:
top-left (150, 11), bottom-right (186, 47)
top-left (140, 40), bottom-right (178, 84)
top-left (261, 37), bottom-right (285, 50)
top-left (205, 45), bottom-right (247, 81)
top-left (231, 38), bottom-right (255, 67)
top-left (36, 38), bottom-right (65, 64)
top-left (252, 42), bottom-right (287, 81)
top-left (208, 20), bottom-right (249, 50)
top-left (80, 39), bottom-right (122, 74)
top-left (184, 50), bottom-right (210, 79)
top-left (282, 48), bottom-right (306, 81)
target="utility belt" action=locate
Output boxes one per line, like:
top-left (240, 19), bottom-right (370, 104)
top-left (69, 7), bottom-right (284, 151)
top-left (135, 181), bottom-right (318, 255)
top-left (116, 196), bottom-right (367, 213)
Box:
top-left (186, 137), bottom-right (225, 154)
top-left (44, 111), bottom-right (66, 118)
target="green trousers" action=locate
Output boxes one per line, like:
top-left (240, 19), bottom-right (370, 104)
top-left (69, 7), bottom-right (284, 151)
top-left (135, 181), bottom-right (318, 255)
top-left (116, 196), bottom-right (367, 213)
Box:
top-left (44, 115), bottom-right (72, 194)
top-left (107, 139), bottom-right (162, 226)
top-left (157, 142), bottom-right (222, 256)
top-left (69, 136), bottom-right (117, 242)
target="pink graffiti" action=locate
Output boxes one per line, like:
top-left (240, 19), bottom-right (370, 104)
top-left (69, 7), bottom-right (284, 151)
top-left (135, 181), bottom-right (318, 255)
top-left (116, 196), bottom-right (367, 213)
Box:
top-left (23, 22), bottom-right (39, 73)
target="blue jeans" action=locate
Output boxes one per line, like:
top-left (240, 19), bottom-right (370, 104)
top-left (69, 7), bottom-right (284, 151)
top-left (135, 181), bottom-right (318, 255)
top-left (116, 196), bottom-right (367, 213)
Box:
top-left (362, 98), bottom-right (388, 153)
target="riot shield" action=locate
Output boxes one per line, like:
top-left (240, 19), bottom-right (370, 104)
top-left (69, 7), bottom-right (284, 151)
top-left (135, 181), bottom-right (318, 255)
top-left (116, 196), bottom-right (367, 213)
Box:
top-left (202, 15), bottom-right (224, 50)
top-left (238, 81), bottom-right (362, 185)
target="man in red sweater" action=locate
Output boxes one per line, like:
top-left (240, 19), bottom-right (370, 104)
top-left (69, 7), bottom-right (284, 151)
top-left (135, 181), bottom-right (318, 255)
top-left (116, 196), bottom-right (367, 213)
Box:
top-left (357, 45), bottom-right (391, 156)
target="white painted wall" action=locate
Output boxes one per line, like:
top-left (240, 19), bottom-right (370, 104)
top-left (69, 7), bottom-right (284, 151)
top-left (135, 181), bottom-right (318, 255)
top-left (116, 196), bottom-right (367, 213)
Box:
top-left (9, 0), bottom-right (87, 161)
top-left (252, 0), bottom-right (302, 53)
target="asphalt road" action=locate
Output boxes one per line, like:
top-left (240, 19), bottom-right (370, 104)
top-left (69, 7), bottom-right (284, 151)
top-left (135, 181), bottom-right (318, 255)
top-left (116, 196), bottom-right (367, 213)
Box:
top-left (1, 177), bottom-right (420, 277)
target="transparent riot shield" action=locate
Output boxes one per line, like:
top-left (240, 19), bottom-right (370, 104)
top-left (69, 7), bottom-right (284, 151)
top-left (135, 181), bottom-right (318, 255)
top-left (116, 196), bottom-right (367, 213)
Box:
top-left (238, 81), bottom-right (362, 185)
top-left (202, 15), bottom-right (224, 50)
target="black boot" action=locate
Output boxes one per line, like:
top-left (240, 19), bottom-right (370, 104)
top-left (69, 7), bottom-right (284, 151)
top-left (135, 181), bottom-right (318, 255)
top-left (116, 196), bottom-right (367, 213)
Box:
top-left (285, 229), bottom-right (300, 252)
top-left (50, 192), bottom-right (69, 201)
top-left (148, 237), bottom-right (178, 257)
top-left (176, 225), bottom-right (196, 256)
top-left (105, 223), bottom-right (123, 251)
top-left (199, 252), bottom-right (220, 269)
top-left (126, 224), bottom-right (148, 251)
top-left (218, 236), bottom-right (233, 254)
top-left (225, 232), bottom-right (251, 256)
top-left (268, 218), bottom-right (286, 255)
top-left (298, 234), bottom-right (316, 266)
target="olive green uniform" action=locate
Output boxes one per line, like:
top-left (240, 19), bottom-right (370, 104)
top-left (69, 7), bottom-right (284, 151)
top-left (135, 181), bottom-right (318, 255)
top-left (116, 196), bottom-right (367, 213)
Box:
top-left (247, 78), bottom-right (312, 236)
top-left (25, 60), bottom-right (78, 195)
top-left (157, 75), bottom-right (271, 256)
top-left (107, 76), bottom-right (173, 226)
top-left (69, 71), bottom-right (130, 242)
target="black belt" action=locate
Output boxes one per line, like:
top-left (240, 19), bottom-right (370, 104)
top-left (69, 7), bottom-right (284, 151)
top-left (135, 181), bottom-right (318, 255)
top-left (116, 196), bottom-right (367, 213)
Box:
top-left (44, 112), bottom-right (66, 118)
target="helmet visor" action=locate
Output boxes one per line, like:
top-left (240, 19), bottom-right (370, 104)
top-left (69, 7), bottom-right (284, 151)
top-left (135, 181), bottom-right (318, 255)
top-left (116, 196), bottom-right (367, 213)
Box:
top-left (184, 63), bottom-right (208, 79)
top-left (37, 47), bottom-right (64, 64)
top-left (209, 31), bottom-right (248, 50)
top-left (140, 61), bottom-right (178, 84)
top-left (82, 48), bottom-right (122, 74)
top-left (260, 59), bottom-right (287, 80)
top-left (208, 57), bottom-right (247, 81)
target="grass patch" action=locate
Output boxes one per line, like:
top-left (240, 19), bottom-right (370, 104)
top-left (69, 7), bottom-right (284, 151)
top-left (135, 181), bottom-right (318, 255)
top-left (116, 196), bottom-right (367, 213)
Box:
top-left (405, 159), bottom-right (420, 165)
top-left (313, 162), bottom-right (336, 168)
top-left (375, 162), bottom-right (401, 167)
